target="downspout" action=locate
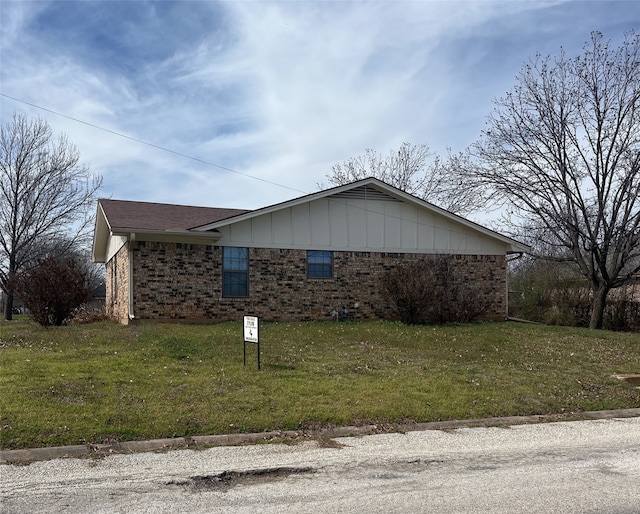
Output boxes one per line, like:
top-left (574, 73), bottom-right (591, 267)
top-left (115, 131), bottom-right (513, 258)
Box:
top-left (128, 233), bottom-right (136, 321)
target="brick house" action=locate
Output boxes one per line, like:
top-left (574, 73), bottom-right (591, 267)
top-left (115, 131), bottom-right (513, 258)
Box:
top-left (92, 178), bottom-right (529, 324)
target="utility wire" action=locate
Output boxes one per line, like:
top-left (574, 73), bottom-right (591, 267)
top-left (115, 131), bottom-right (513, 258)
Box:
top-left (0, 93), bottom-right (501, 239)
top-left (0, 93), bottom-right (412, 223)
top-left (0, 92), bottom-right (307, 194)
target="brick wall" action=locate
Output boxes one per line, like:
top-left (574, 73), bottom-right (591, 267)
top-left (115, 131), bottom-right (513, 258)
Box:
top-left (105, 244), bottom-right (130, 323)
top-left (122, 241), bottom-right (506, 323)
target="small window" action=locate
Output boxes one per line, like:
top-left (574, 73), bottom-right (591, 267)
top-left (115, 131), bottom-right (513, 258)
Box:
top-left (223, 247), bottom-right (248, 297)
top-left (111, 256), bottom-right (118, 304)
top-left (307, 250), bottom-right (333, 278)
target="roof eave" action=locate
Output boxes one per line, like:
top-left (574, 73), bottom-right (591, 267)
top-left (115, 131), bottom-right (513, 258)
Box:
top-left (507, 242), bottom-right (531, 254)
top-left (110, 228), bottom-right (222, 245)
top-left (92, 202), bottom-right (111, 263)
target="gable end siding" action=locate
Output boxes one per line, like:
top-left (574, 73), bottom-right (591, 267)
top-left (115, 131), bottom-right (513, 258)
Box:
top-left (212, 198), bottom-right (509, 254)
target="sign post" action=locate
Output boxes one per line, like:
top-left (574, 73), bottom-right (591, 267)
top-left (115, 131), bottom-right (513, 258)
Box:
top-left (243, 315), bottom-right (260, 370)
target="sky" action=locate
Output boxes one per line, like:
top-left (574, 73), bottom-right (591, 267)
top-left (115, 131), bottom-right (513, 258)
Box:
top-left (1, 0), bottom-right (639, 212)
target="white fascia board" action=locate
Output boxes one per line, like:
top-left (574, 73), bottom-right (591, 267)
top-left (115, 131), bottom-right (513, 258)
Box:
top-left (92, 202), bottom-right (111, 263)
top-left (109, 228), bottom-right (222, 245)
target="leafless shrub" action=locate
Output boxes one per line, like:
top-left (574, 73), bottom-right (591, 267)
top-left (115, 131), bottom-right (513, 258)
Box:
top-left (68, 306), bottom-right (110, 325)
top-left (380, 256), bottom-right (489, 324)
top-left (15, 256), bottom-right (90, 326)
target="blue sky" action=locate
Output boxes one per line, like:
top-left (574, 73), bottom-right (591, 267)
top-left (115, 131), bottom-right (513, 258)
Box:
top-left (1, 1), bottom-right (639, 211)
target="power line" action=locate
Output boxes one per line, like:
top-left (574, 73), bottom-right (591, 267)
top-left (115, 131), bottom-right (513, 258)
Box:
top-left (0, 93), bottom-right (495, 238)
top-left (0, 92), bottom-right (307, 194)
top-left (0, 93), bottom-right (420, 225)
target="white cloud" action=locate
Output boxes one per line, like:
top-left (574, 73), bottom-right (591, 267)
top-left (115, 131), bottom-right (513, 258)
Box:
top-left (2, 0), bottom-right (640, 212)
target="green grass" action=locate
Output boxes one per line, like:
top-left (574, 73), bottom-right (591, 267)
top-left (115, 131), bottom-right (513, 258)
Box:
top-left (1, 318), bottom-right (639, 449)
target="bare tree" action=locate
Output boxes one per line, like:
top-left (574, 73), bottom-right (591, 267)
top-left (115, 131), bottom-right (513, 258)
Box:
top-left (0, 113), bottom-right (102, 320)
top-left (36, 236), bottom-right (106, 297)
top-left (470, 31), bottom-right (640, 329)
top-left (323, 142), bottom-right (485, 217)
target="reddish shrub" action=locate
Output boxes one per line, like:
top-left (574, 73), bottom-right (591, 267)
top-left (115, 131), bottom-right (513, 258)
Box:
top-left (15, 257), bottom-right (90, 326)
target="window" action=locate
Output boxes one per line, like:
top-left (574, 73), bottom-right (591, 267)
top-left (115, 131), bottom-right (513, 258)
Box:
top-left (111, 256), bottom-right (118, 304)
top-left (223, 247), bottom-right (248, 297)
top-left (307, 250), bottom-right (333, 278)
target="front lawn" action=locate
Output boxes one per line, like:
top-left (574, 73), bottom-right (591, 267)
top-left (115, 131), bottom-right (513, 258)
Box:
top-left (1, 318), bottom-right (639, 449)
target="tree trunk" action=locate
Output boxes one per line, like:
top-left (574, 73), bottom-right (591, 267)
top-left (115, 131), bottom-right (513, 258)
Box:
top-left (589, 286), bottom-right (610, 330)
top-left (4, 291), bottom-right (14, 321)
top-left (4, 264), bottom-right (17, 321)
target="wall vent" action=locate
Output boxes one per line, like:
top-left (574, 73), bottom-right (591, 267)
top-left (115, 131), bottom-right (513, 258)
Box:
top-left (330, 185), bottom-right (401, 202)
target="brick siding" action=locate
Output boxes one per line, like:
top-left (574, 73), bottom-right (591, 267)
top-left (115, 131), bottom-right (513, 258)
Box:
top-left (105, 244), bottom-right (130, 323)
top-left (112, 241), bottom-right (506, 323)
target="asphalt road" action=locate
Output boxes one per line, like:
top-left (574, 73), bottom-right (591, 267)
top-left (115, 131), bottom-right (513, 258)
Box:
top-left (2, 417), bottom-right (639, 513)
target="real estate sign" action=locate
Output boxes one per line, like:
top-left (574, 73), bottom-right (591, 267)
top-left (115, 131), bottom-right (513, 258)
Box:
top-left (243, 315), bottom-right (259, 343)
top-left (243, 315), bottom-right (260, 369)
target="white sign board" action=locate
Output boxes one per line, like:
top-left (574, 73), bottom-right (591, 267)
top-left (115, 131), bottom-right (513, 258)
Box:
top-left (243, 315), bottom-right (259, 343)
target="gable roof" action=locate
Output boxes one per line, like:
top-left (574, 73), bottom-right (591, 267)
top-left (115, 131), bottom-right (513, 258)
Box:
top-left (92, 199), bottom-right (250, 262)
top-left (93, 178), bottom-right (530, 263)
top-left (99, 199), bottom-right (249, 232)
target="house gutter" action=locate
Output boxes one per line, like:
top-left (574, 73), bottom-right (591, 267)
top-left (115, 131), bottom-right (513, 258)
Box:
top-left (506, 251), bottom-right (526, 262)
top-left (111, 228), bottom-right (222, 244)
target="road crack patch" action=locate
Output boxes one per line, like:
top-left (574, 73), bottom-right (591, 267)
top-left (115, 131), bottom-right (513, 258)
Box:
top-left (167, 466), bottom-right (315, 492)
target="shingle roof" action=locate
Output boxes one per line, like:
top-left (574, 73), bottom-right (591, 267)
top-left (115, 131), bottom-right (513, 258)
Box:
top-left (99, 199), bottom-right (250, 231)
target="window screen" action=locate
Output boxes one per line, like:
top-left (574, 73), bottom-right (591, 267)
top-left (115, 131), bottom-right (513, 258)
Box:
top-left (223, 247), bottom-right (249, 297)
top-left (307, 250), bottom-right (333, 278)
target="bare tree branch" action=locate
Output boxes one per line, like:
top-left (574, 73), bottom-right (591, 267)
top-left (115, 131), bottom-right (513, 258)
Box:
top-left (470, 31), bottom-right (640, 329)
top-left (0, 113), bottom-right (102, 320)
top-left (322, 142), bottom-right (488, 217)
